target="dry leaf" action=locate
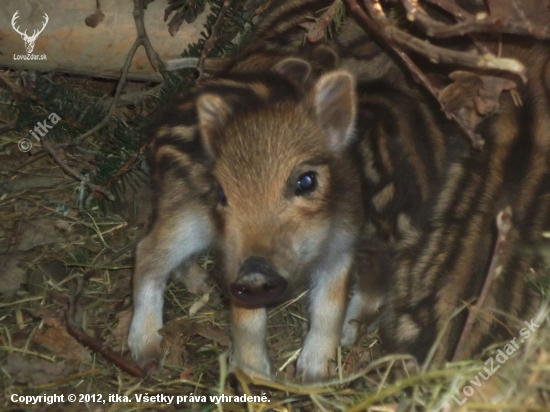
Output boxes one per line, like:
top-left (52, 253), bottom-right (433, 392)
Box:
top-left (5, 353), bottom-right (66, 385)
top-left (475, 75), bottom-right (518, 114)
top-left (164, 0), bottom-right (205, 36)
top-left (439, 71), bottom-right (483, 113)
top-left (439, 70), bottom-right (518, 134)
top-left (160, 319), bottom-right (231, 346)
top-left (180, 366), bottom-right (194, 379)
top-left (17, 219), bottom-right (64, 251)
top-left (439, 71), bottom-right (484, 133)
top-left (112, 308), bottom-right (133, 341)
top-left (31, 307), bottom-right (64, 328)
top-left (0, 254), bottom-right (26, 297)
top-left (33, 325), bottom-right (92, 361)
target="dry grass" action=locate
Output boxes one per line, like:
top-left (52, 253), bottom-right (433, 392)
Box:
top-left (1, 125), bottom-right (549, 412)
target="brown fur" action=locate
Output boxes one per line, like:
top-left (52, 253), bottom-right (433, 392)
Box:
top-left (128, 0), bottom-right (550, 382)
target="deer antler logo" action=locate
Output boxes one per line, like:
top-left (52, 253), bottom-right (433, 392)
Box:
top-left (11, 11), bottom-right (49, 54)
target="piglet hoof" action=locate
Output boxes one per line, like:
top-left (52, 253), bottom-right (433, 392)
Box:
top-left (227, 369), bottom-right (273, 396)
top-left (140, 358), bottom-right (160, 375)
top-left (296, 349), bottom-right (334, 383)
top-left (128, 329), bottom-right (163, 375)
top-left (340, 320), bottom-right (361, 348)
top-left (229, 364), bottom-right (272, 381)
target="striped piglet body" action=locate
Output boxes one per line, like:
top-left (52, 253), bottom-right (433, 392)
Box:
top-left (128, 0), bottom-right (550, 381)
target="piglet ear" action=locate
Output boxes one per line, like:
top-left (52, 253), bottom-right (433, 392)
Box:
top-left (273, 58), bottom-right (312, 86)
top-left (311, 45), bottom-right (339, 70)
top-left (313, 71), bottom-right (356, 152)
top-left (196, 94), bottom-right (231, 158)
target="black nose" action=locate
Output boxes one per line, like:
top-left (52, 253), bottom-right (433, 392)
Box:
top-left (229, 256), bottom-right (288, 306)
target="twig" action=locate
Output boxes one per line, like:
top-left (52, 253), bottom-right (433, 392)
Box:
top-left (41, 136), bottom-right (115, 201)
top-left (359, 0), bottom-right (525, 77)
top-left (133, 0), bottom-right (167, 77)
top-left (424, 0), bottom-right (472, 20)
top-left (104, 146), bottom-right (146, 190)
top-left (0, 72), bottom-right (21, 94)
top-left (402, 0), bottom-right (550, 39)
top-left (69, 239), bottom-right (140, 317)
top-left (452, 206), bottom-right (513, 361)
top-left (164, 57), bottom-right (200, 71)
top-left (108, 38), bottom-right (143, 116)
top-left (198, 0), bottom-right (231, 79)
top-left (56, 0), bottom-right (166, 150)
top-left (63, 239), bottom-right (142, 377)
top-left (101, 84), bottom-right (162, 110)
top-left (54, 38), bottom-right (142, 149)
top-left (81, 238), bottom-right (140, 282)
top-left (0, 120), bottom-right (17, 133)
top-left (397, 51), bottom-right (485, 149)
top-left (304, 0), bottom-right (344, 43)
top-left (165, 56), bottom-right (232, 73)
top-left (347, 0), bottom-right (522, 149)
top-left (65, 314), bottom-right (145, 378)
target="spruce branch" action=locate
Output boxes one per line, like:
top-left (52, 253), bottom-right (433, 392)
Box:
top-left (54, 37), bottom-right (142, 149)
top-left (41, 136), bottom-right (115, 201)
top-left (198, 0), bottom-right (231, 79)
top-left (302, 0), bottom-right (345, 43)
top-left (58, 0), bottom-right (167, 149)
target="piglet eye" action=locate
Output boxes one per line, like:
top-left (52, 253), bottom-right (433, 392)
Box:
top-left (218, 187), bottom-right (227, 205)
top-left (295, 172), bottom-right (317, 196)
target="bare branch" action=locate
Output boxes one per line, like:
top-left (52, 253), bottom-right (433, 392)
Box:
top-left (358, 0), bottom-right (525, 77)
top-left (346, 0), bottom-right (532, 149)
top-left (65, 314), bottom-right (145, 378)
top-left (402, 0), bottom-right (550, 39)
top-left (56, 36), bottom-right (143, 149)
top-left (395, 49), bottom-right (486, 149)
top-left (132, 0), bottom-right (167, 77)
top-left (64, 238), bottom-right (143, 377)
top-left (424, 0), bottom-right (472, 20)
top-left (452, 207), bottom-right (513, 361)
top-left (41, 137), bottom-right (115, 201)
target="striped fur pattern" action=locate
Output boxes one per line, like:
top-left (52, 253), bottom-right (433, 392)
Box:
top-left (345, 44), bottom-right (550, 364)
top-left (128, 0), bottom-right (550, 381)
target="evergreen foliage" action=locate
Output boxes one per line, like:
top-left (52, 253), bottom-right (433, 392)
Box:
top-left (3, 0), bottom-right (347, 210)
